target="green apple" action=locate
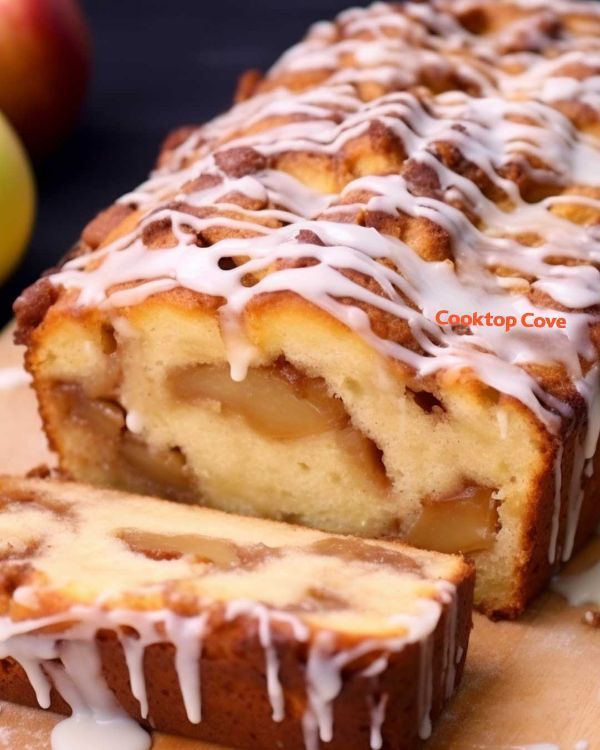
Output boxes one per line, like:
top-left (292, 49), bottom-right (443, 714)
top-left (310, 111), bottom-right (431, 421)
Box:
top-left (0, 111), bottom-right (35, 283)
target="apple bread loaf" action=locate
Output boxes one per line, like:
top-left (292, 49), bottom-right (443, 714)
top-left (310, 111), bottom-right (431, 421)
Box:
top-left (13, 0), bottom-right (600, 616)
top-left (0, 476), bottom-right (474, 750)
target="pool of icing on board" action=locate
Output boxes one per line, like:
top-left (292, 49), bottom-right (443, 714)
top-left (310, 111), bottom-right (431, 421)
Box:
top-left (0, 366), bottom-right (31, 390)
top-left (552, 558), bottom-right (600, 609)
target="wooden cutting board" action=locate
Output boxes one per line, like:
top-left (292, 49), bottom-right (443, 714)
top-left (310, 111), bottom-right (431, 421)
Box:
top-left (0, 322), bottom-right (598, 750)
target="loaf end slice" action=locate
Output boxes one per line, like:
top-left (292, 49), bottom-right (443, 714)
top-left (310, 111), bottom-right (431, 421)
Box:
top-left (0, 475), bottom-right (474, 750)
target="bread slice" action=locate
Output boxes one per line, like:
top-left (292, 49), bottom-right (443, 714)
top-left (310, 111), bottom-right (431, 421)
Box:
top-left (13, 0), bottom-right (600, 617)
top-left (0, 476), bottom-right (473, 750)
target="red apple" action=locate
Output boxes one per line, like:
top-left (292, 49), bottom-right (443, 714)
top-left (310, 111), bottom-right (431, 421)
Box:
top-left (0, 0), bottom-right (91, 157)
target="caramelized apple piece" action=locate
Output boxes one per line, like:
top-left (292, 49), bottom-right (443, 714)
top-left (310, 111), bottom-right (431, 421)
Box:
top-left (336, 426), bottom-right (391, 489)
top-left (406, 486), bottom-right (498, 554)
top-left (169, 363), bottom-right (348, 439)
top-left (118, 529), bottom-right (277, 571)
top-left (311, 537), bottom-right (421, 571)
top-left (53, 382), bottom-right (196, 501)
top-left (170, 363), bottom-right (392, 487)
top-left (60, 383), bottom-right (125, 438)
top-left (119, 435), bottom-right (193, 496)
top-left (292, 587), bottom-right (350, 612)
top-left (119, 529), bottom-right (241, 565)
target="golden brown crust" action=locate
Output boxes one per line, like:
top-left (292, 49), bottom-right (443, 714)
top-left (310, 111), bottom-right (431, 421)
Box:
top-left (81, 204), bottom-right (135, 250)
top-left (157, 125), bottom-right (200, 168)
top-left (235, 68), bottom-right (264, 104)
top-left (13, 279), bottom-right (60, 347)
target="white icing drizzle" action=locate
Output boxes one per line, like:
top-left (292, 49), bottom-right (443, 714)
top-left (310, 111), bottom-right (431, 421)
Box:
top-left (225, 600), bottom-right (309, 723)
top-left (301, 587), bottom-right (454, 749)
top-left (0, 579), bottom-right (458, 750)
top-left (553, 559), bottom-right (600, 607)
top-left (563, 436), bottom-right (587, 562)
top-left (417, 634), bottom-right (434, 740)
top-left (367, 692), bottom-right (388, 750)
top-left (125, 410), bottom-right (145, 435)
top-left (549, 443), bottom-right (563, 564)
top-left (497, 408), bottom-right (509, 440)
top-left (0, 366), bottom-right (32, 391)
top-left (45, 0), bottom-right (600, 563)
top-left (439, 581), bottom-right (459, 699)
top-left (164, 611), bottom-right (208, 724)
top-left (558, 367), bottom-right (600, 561)
top-left (119, 630), bottom-right (149, 718)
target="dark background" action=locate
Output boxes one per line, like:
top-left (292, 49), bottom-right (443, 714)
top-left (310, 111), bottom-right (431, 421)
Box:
top-left (0, 0), bottom-right (352, 325)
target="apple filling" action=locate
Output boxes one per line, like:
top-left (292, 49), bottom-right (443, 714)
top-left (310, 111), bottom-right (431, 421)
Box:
top-left (310, 536), bottom-right (423, 573)
top-left (168, 360), bottom-right (391, 489)
top-left (405, 485), bottom-right (499, 554)
top-left (52, 383), bottom-right (197, 502)
top-left (119, 529), bottom-right (240, 564)
top-left (118, 528), bottom-right (279, 569)
top-left (168, 361), bottom-right (348, 440)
